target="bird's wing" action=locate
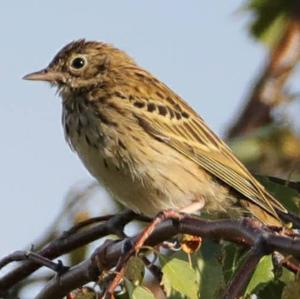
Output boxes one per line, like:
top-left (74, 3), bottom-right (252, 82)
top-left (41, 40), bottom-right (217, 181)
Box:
top-left (133, 91), bottom-right (286, 221)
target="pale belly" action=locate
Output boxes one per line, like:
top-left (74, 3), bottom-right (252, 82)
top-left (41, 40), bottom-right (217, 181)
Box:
top-left (69, 129), bottom-right (234, 217)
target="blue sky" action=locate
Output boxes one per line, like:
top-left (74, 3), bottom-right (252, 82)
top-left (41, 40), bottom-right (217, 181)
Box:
top-left (0, 0), bottom-right (267, 260)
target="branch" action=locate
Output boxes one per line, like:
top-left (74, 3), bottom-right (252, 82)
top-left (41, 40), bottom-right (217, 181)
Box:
top-left (227, 8), bottom-right (300, 138)
top-left (0, 251), bottom-right (68, 274)
top-left (272, 251), bottom-right (300, 274)
top-left (0, 210), bottom-right (140, 297)
top-left (2, 214), bottom-right (300, 299)
top-left (31, 216), bottom-right (300, 299)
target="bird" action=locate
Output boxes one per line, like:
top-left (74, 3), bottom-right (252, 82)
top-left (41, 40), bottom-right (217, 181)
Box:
top-left (23, 39), bottom-right (287, 226)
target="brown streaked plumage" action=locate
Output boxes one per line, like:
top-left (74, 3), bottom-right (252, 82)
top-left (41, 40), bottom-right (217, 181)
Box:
top-left (24, 39), bottom-right (287, 226)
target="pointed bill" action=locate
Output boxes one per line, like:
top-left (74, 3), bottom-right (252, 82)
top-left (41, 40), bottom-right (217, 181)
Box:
top-left (23, 69), bottom-right (63, 83)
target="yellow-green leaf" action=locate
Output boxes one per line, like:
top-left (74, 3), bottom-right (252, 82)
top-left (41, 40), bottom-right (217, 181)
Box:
top-left (131, 286), bottom-right (155, 299)
top-left (160, 255), bottom-right (198, 299)
top-left (124, 256), bottom-right (145, 286)
top-left (125, 280), bottom-right (155, 299)
top-left (244, 0), bottom-right (292, 47)
top-left (245, 255), bottom-right (274, 295)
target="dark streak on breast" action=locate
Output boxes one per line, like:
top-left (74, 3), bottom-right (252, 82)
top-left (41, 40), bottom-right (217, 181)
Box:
top-left (149, 143), bottom-right (163, 155)
top-left (76, 122), bottom-right (82, 136)
top-left (94, 110), bottom-right (117, 127)
top-left (85, 135), bottom-right (95, 148)
top-left (107, 102), bottom-right (126, 116)
top-left (114, 91), bottom-right (127, 99)
top-left (118, 139), bottom-right (126, 150)
top-left (132, 135), bottom-right (142, 143)
top-left (77, 103), bottom-right (84, 113)
top-left (96, 96), bottom-right (108, 103)
top-left (103, 158), bottom-right (109, 169)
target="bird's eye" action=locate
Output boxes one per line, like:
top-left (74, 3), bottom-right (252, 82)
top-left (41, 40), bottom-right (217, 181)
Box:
top-left (70, 56), bottom-right (87, 70)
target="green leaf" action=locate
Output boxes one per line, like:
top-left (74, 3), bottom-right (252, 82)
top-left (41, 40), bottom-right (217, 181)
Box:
top-left (245, 255), bottom-right (274, 295)
top-left (196, 241), bottom-right (224, 298)
top-left (254, 12), bottom-right (287, 47)
top-left (245, 0), bottom-right (293, 47)
top-left (124, 256), bottom-right (145, 286)
top-left (131, 286), bottom-right (155, 299)
top-left (125, 280), bottom-right (155, 299)
top-left (160, 255), bottom-right (198, 299)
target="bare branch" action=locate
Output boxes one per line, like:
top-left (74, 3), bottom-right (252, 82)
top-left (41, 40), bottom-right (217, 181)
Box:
top-left (227, 8), bottom-right (300, 138)
top-left (272, 251), bottom-right (300, 274)
top-left (0, 210), bottom-right (138, 296)
top-left (0, 251), bottom-right (68, 274)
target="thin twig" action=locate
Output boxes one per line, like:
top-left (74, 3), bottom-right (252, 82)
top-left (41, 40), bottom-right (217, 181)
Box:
top-left (63, 215), bottom-right (114, 236)
top-left (0, 251), bottom-right (68, 273)
top-left (101, 210), bottom-right (182, 299)
top-left (273, 251), bottom-right (300, 274)
top-left (63, 213), bottom-right (150, 237)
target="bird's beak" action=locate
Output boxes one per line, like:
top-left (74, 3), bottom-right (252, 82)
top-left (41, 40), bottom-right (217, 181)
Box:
top-left (23, 68), bottom-right (63, 83)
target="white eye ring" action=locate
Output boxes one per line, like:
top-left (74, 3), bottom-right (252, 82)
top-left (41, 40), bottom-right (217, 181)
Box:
top-left (69, 55), bottom-right (87, 71)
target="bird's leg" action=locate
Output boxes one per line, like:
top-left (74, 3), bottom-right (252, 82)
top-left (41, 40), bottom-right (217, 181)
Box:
top-left (180, 199), bottom-right (205, 214)
top-left (102, 200), bottom-right (205, 298)
top-left (102, 209), bottom-right (183, 299)
top-left (179, 200), bottom-right (205, 255)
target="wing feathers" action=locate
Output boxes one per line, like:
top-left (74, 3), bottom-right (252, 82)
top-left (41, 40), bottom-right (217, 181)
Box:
top-left (134, 111), bottom-right (287, 222)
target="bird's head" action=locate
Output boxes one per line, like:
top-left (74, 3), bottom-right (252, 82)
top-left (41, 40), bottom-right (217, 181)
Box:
top-left (23, 39), bottom-right (136, 94)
